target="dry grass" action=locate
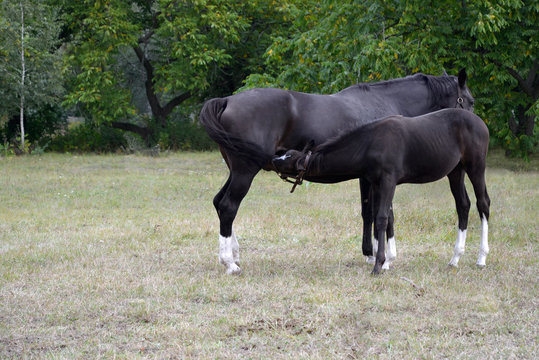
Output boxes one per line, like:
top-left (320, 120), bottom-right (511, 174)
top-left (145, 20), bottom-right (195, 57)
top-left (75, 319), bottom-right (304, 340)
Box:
top-left (0, 150), bottom-right (537, 359)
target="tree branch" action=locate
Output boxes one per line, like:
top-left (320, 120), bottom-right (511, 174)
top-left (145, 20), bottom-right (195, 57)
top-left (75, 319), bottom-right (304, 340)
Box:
top-left (162, 91), bottom-right (192, 117)
top-left (492, 59), bottom-right (535, 99)
top-left (138, 30), bottom-right (154, 45)
top-left (133, 45), bottom-right (165, 125)
top-left (111, 121), bottom-right (153, 142)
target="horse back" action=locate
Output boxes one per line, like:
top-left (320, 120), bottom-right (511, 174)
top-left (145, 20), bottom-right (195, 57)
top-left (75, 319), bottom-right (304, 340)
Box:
top-left (221, 88), bottom-right (381, 155)
top-left (387, 109), bottom-right (488, 184)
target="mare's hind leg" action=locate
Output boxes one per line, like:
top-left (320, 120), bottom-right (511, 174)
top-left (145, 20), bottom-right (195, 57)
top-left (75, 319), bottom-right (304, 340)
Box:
top-left (466, 165), bottom-right (490, 267)
top-left (214, 158), bottom-right (260, 275)
top-left (448, 165), bottom-right (471, 267)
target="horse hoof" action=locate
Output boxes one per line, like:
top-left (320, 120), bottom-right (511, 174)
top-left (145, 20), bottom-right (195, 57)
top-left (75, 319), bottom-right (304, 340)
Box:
top-left (366, 256), bottom-right (376, 265)
top-left (476, 263), bottom-right (486, 269)
top-left (226, 263), bottom-right (242, 275)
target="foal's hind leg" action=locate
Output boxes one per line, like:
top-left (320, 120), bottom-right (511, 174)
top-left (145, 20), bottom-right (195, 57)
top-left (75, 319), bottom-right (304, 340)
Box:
top-left (467, 168), bottom-right (490, 267)
top-left (360, 179), bottom-right (374, 262)
top-left (448, 165), bottom-right (471, 267)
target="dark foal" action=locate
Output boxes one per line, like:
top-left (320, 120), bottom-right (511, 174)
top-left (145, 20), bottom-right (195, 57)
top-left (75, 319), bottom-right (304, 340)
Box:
top-left (272, 108), bottom-right (490, 274)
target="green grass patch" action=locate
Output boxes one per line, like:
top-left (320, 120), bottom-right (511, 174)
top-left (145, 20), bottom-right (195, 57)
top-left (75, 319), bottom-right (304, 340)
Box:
top-left (0, 151), bottom-right (537, 359)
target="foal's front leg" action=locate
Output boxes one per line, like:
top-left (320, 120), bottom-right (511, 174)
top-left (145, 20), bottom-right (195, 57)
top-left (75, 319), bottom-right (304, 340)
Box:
top-left (363, 180), bottom-right (397, 268)
top-left (371, 180), bottom-right (397, 275)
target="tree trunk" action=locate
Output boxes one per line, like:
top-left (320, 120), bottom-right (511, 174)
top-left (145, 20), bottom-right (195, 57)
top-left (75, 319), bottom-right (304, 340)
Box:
top-left (111, 121), bottom-right (154, 146)
top-left (19, 1), bottom-right (26, 152)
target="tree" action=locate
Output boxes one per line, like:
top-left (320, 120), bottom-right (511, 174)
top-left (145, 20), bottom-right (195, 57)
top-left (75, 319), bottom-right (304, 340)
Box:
top-left (0, 0), bottom-right (63, 152)
top-left (60, 0), bottom-right (294, 144)
top-left (244, 0), bottom-right (538, 156)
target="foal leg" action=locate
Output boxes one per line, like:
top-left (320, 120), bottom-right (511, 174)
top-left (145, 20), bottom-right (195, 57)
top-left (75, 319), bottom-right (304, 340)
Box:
top-left (362, 179), bottom-right (397, 268)
top-left (383, 206), bottom-right (396, 270)
top-left (468, 170), bottom-right (490, 267)
top-left (214, 162), bottom-right (259, 275)
top-left (360, 179), bottom-right (374, 262)
top-left (447, 166), bottom-right (471, 267)
top-left (371, 180), bottom-right (396, 275)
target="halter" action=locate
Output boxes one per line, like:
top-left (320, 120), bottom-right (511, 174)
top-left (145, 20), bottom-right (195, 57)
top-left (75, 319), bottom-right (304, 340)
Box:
top-left (278, 151), bottom-right (312, 193)
top-left (456, 86), bottom-right (465, 108)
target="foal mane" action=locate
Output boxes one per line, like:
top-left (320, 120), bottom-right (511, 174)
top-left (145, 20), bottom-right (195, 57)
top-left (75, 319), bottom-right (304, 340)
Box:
top-left (314, 120), bottom-right (380, 156)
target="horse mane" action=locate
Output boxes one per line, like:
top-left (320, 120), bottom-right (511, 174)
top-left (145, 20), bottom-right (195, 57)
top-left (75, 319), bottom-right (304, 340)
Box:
top-left (345, 73), bottom-right (458, 105)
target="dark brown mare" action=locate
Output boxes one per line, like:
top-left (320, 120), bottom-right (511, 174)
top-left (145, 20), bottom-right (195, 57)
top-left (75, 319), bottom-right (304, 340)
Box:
top-left (200, 70), bottom-right (474, 274)
top-left (272, 108), bottom-right (490, 274)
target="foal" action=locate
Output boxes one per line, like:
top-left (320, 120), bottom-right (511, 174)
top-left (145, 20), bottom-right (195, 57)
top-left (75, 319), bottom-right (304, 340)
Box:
top-left (272, 108), bottom-right (490, 274)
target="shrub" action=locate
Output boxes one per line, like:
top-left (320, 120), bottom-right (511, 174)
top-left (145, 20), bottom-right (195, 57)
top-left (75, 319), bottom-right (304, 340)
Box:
top-left (48, 122), bottom-right (127, 153)
top-left (157, 119), bottom-right (217, 151)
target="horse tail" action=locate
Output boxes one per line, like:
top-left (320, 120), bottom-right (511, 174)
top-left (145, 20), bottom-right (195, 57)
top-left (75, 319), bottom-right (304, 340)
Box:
top-left (199, 98), bottom-right (272, 168)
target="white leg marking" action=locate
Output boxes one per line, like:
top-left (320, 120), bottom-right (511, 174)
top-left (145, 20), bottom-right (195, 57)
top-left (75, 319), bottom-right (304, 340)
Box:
top-left (449, 229), bottom-right (467, 267)
top-left (382, 236), bottom-right (397, 270)
top-left (231, 230), bottom-right (240, 265)
top-left (476, 215), bottom-right (489, 267)
top-left (367, 238), bottom-right (378, 264)
top-left (219, 234), bottom-right (241, 275)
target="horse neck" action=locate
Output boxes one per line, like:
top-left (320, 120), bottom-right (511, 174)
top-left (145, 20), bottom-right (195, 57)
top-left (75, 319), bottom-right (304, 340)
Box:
top-left (353, 75), bottom-right (450, 116)
top-left (377, 79), bottom-right (435, 116)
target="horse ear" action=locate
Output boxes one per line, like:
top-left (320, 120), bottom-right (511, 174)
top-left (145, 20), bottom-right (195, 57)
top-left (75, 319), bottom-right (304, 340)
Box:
top-left (442, 69), bottom-right (448, 76)
top-left (458, 68), bottom-right (467, 88)
top-left (303, 140), bottom-right (315, 153)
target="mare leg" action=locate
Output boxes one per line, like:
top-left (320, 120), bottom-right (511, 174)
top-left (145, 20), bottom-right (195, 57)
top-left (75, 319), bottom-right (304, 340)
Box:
top-left (371, 180), bottom-right (397, 275)
top-left (447, 165), bottom-right (471, 267)
top-left (214, 158), bottom-right (260, 275)
top-left (466, 165), bottom-right (490, 267)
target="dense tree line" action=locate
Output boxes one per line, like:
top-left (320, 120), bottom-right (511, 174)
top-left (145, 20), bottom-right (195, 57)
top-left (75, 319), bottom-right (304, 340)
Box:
top-left (0, 0), bottom-right (537, 156)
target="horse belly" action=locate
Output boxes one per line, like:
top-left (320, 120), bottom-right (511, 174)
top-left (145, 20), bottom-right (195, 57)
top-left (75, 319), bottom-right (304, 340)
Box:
top-left (400, 150), bottom-right (460, 184)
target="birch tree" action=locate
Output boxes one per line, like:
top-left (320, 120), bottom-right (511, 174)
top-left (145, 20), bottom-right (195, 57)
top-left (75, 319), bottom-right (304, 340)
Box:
top-left (0, 0), bottom-right (62, 152)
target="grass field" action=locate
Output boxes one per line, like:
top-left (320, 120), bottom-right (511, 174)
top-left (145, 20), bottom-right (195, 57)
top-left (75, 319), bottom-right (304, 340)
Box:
top-left (0, 150), bottom-right (537, 359)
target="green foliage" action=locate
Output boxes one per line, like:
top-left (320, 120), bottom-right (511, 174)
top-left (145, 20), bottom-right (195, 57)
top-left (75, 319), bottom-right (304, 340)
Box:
top-left (60, 0), bottom-right (251, 124)
top-left (243, 0), bottom-right (538, 156)
top-left (48, 122), bottom-right (127, 153)
top-left (61, 0), bottom-right (139, 123)
top-left (21, 105), bottom-right (67, 145)
top-left (0, 0), bottom-right (64, 143)
top-left (157, 120), bottom-right (217, 151)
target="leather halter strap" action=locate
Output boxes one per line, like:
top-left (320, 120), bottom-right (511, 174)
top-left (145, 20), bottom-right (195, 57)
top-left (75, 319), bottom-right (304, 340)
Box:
top-left (456, 86), bottom-right (464, 108)
top-left (289, 151), bottom-right (312, 193)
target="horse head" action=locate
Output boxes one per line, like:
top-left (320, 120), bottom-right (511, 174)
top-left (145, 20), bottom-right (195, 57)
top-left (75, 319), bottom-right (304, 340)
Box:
top-left (444, 69), bottom-right (475, 111)
top-left (272, 141), bottom-right (315, 176)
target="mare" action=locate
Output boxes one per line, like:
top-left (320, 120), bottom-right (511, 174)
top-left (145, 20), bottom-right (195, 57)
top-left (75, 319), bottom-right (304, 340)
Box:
top-left (200, 70), bottom-right (474, 275)
top-left (272, 108), bottom-right (490, 274)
